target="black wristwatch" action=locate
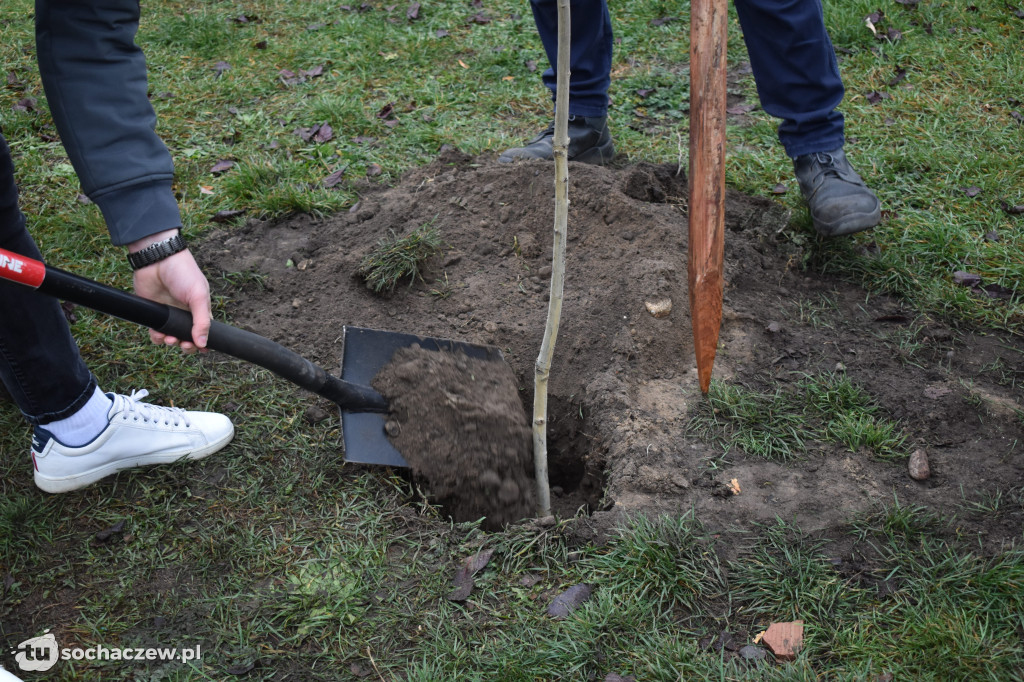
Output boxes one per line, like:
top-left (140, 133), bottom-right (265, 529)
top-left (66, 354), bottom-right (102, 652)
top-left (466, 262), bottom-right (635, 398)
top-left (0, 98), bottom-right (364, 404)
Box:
top-left (127, 232), bottom-right (188, 270)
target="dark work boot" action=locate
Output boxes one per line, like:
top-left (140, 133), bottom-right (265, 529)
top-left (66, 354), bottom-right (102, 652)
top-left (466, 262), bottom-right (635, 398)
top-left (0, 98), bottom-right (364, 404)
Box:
top-left (498, 115), bottom-right (615, 165)
top-left (793, 148), bottom-right (881, 237)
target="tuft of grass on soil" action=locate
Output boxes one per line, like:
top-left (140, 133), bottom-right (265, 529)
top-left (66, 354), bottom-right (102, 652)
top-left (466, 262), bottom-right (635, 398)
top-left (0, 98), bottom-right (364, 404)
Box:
top-left (690, 372), bottom-right (908, 462)
top-left (587, 513), bottom-right (726, 612)
top-left (357, 221), bottom-right (443, 294)
top-left (689, 380), bottom-right (809, 461)
top-left (849, 494), bottom-right (944, 542)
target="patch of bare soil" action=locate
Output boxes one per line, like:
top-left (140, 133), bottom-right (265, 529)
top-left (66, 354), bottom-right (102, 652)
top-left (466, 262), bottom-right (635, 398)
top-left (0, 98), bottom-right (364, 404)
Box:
top-left (198, 148), bottom-right (1024, 547)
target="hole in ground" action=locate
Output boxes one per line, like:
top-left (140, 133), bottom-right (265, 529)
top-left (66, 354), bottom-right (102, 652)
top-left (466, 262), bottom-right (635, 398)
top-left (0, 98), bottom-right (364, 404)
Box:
top-left (544, 395), bottom-right (608, 518)
top-left (393, 393), bottom-right (610, 525)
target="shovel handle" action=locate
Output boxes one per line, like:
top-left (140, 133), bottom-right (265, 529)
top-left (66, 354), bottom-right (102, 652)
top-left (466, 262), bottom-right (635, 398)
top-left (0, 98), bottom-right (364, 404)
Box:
top-left (0, 246), bottom-right (387, 412)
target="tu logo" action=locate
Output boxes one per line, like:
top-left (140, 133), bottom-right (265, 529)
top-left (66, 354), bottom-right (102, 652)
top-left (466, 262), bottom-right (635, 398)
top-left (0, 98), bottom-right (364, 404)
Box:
top-left (11, 630), bottom-right (59, 672)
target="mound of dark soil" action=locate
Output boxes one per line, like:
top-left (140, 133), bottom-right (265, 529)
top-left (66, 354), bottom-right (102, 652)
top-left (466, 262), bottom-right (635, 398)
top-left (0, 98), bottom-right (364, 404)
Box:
top-left (372, 345), bottom-right (534, 529)
top-left (198, 148), bottom-right (1024, 547)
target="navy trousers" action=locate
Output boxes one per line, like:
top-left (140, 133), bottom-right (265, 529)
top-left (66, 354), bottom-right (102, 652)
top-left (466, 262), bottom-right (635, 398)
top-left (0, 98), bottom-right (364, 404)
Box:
top-left (0, 132), bottom-right (96, 425)
top-left (529, 0), bottom-right (846, 158)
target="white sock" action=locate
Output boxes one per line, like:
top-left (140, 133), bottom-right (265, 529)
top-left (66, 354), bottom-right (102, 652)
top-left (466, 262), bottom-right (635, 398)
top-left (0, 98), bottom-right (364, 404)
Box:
top-left (43, 386), bottom-right (113, 446)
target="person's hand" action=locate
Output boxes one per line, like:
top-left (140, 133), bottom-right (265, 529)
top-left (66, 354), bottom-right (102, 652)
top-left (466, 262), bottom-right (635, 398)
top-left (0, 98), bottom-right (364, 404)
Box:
top-left (128, 229), bottom-right (212, 353)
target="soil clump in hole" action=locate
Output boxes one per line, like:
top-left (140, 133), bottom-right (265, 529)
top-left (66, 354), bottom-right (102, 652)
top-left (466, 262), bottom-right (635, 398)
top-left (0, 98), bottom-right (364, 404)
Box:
top-left (372, 346), bottom-right (535, 529)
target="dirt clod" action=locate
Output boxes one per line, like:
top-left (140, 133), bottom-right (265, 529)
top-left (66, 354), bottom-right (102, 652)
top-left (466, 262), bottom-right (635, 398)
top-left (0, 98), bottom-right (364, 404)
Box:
top-left (303, 405), bottom-right (330, 424)
top-left (908, 449), bottom-right (931, 481)
top-left (739, 645), bottom-right (768, 661)
top-left (372, 346), bottom-right (534, 529)
top-left (644, 298), bottom-right (673, 318)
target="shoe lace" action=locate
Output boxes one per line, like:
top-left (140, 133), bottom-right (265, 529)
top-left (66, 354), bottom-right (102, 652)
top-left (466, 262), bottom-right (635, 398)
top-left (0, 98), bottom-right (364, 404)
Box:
top-left (811, 151), bottom-right (854, 183)
top-left (113, 389), bottom-right (191, 427)
top-left (813, 151), bottom-right (839, 171)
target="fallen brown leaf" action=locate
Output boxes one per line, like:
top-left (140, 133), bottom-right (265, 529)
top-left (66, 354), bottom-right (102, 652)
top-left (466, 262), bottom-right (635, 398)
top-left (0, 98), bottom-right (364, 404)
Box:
top-left (447, 548), bottom-right (495, 602)
top-left (547, 583), bottom-right (592, 618)
top-left (322, 167), bottom-right (346, 188)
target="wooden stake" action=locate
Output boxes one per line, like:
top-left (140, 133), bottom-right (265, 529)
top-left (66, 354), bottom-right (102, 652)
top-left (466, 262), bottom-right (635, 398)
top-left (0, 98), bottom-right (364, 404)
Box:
top-left (688, 0), bottom-right (728, 394)
top-left (532, 0), bottom-right (571, 517)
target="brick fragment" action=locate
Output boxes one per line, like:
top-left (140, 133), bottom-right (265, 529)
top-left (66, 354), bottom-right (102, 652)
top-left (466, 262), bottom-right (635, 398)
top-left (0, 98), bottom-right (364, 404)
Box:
top-left (762, 620), bottom-right (804, 661)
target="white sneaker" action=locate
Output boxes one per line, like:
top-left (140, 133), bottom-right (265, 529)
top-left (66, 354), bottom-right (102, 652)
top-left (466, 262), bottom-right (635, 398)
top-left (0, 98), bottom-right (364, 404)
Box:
top-left (31, 389), bottom-right (234, 493)
top-left (1, 665), bottom-right (24, 682)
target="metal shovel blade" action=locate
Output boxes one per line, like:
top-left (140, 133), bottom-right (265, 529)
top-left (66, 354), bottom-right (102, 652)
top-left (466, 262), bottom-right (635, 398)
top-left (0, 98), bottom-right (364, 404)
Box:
top-left (339, 326), bottom-right (506, 466)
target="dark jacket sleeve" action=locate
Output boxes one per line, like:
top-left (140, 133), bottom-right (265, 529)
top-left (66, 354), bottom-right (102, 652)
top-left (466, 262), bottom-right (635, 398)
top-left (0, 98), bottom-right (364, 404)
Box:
top-left (34, 0), bottom-right (182, 246)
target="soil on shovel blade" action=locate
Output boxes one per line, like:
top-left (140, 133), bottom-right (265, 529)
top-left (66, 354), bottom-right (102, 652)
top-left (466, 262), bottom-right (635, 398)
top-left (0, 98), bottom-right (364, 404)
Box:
top-left (372, 346), bottom-right (534, 529)
top-left (198, 147), bottom-right (1024, 548)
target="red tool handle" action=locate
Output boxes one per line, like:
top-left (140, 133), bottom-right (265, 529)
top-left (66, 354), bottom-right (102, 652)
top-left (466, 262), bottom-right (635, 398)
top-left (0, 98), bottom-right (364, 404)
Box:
top-left (0, 247), bottom-right (46, 288)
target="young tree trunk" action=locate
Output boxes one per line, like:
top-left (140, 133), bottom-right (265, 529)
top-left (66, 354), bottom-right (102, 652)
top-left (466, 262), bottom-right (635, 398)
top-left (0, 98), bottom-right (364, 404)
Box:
top-left (532, 0), bottom-right (571, 517)
top-left (688, 0), bottom-right (728, 393)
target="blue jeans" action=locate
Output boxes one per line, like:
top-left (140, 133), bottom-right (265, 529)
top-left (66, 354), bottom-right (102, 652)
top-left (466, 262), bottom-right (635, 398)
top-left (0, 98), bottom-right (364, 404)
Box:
top-left (530, 0), bottom-right (845, 157)
top-left (0, 132), bottom-right (96, 425)
top-left (530, 0), bottom-right (614, 118)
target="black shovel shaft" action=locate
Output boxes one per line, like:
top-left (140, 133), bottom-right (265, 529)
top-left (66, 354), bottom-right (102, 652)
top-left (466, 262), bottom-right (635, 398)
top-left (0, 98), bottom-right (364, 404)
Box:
top-left (13, 258), bottom-right (387, 413)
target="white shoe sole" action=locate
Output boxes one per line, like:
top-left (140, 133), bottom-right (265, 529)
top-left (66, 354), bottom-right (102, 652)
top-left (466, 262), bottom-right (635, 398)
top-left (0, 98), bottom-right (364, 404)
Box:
top-left (1, 667), bottom-right (25, 682)
top-left (33, 427), bottom-right (234, 494)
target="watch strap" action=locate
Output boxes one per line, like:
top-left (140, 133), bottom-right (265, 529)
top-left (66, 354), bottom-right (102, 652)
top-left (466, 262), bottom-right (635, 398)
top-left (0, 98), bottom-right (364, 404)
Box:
top-left (127, 233), bottom-right (188, 270)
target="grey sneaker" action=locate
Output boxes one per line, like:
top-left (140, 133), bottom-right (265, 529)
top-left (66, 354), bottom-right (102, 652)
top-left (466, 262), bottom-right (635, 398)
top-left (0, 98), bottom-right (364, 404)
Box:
top-left (498, 115), bottom-right (615, 165)
top-left (793, 148), bottom-right (881, 237)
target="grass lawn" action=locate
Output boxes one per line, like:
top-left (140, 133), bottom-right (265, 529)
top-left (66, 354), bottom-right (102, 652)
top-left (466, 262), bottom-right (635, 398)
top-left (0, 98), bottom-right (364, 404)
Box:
top-left (1, 0), bottom-right (1022, 679)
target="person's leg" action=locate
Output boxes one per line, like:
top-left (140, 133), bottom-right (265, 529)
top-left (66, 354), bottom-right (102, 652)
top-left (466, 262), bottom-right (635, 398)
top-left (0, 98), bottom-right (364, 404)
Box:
top-left (499, 0), bottom-right (615, 164)
top-left (532, 0), bottom-right (612, 118)
top-left (733, 0), bottom-right (844, 158)
top-left (734, 0), bottom-right (880, 236)
top-left (0, 131), bottom-right (96, 424)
